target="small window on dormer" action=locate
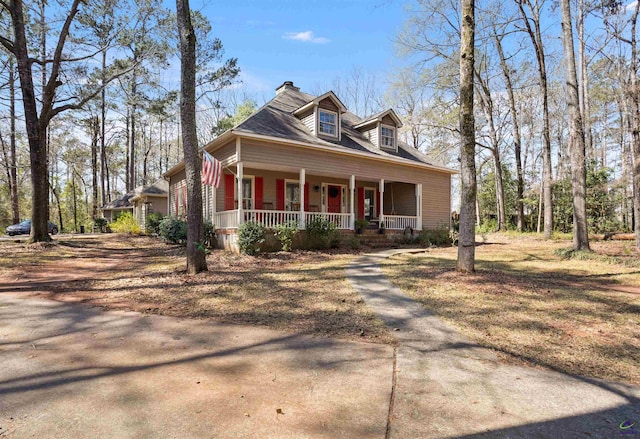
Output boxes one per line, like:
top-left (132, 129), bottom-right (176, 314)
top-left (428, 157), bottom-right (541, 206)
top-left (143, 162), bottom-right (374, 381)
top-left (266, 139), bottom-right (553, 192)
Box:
top-left (319, 110), bottom-right (337, 137)
top-left (381, 126), bottom-right (395, 148)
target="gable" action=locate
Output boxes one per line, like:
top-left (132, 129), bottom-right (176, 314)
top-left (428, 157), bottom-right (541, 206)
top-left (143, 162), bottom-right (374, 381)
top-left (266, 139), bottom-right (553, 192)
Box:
top-left (318, 97), bottom-right (339, 112)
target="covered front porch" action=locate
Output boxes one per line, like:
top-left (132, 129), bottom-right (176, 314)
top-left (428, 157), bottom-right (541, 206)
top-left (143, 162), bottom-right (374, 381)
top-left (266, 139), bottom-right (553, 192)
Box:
top-left (205, 162), bottom-right (423, 232)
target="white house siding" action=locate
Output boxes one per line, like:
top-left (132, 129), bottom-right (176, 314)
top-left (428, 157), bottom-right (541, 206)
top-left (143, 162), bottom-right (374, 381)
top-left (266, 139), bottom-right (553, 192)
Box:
top-left (299, 109), bottom-right (315, 135)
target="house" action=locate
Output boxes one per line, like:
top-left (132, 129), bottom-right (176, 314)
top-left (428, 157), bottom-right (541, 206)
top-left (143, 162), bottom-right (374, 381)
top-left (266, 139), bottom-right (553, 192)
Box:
top-left (101, 179), bottom-right (169, 231)
top-left (164, 81), bottom-right (456, 250)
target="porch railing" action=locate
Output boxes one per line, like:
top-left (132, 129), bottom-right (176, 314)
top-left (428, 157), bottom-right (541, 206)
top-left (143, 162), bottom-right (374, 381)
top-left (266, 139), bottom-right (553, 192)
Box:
top-left (383, 215), bottom-right (418, 230)
top-left (306, 212), bottom-right (352, 230)
top-left (244, 210), bottom-right (301, 229)
top-left (214, 209), bottom-right (416, 231)
top-left (214, 210), bottom-right (239, 229)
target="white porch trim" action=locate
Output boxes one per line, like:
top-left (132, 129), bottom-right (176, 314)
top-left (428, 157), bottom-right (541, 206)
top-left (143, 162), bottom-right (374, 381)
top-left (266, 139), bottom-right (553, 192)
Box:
top-left (237, 162), bottom-right (244, 226)
top-left (299, 168), bottom-right (306, 229)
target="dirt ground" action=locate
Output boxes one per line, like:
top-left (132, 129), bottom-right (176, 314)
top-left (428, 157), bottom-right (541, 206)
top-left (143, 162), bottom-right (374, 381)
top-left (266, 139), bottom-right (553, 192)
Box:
top-left (0, 234), bottom-right (393, 344)
top-left (383, 233), bottom-right (640, 385)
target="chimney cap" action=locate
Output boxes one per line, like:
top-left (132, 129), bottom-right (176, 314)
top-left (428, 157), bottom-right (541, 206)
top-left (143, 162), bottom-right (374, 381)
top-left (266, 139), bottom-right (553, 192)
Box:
top-left (275, 81), bottom-right (299, 94)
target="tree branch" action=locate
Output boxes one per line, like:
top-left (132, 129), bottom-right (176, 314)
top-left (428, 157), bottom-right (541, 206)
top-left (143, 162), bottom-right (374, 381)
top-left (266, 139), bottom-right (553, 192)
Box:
top-left (0, 35), bottom-right (14, 54)
top-left (49, 62), bottom-right (136, 120)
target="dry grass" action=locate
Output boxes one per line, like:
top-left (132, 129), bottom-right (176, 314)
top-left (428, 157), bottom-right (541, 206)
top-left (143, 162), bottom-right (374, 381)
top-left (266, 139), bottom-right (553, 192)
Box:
top-left (382, 233), bottom-right (640, 385)
top-left (0, 234), bottom-right (392, 344)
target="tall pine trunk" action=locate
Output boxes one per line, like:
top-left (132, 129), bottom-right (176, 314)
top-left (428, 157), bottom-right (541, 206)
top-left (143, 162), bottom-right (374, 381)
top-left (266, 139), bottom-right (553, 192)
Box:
top-left (91, 116), bottom-right (99, 220)
top-left (177, 0), bottom-right (207, 273)
top-left (517, 0), bottom-right (554, 238)
top-left (458, 0), bottom-right (476, 273)
top-left (9, 58), bottom-right (20, 224)
top-left (495, 33), bottom-right (525, 231)
top-left (560, 0), bottom-right (590, 251)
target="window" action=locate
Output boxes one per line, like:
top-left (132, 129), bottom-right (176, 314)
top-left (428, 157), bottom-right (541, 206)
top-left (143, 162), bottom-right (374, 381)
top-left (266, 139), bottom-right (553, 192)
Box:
top-left (319, 110), bottom-right (337, 136)
top-left (285, 181), bottom-right (300, 211)
top-left (381, 126), bottom-right (395, 148)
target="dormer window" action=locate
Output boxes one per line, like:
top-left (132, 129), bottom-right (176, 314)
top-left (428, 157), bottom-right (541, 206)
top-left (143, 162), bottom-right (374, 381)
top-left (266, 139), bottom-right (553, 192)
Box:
top-left (381, 125), bottom-right (395, 148)
top-left (319, 110), bottom-right (337, 137)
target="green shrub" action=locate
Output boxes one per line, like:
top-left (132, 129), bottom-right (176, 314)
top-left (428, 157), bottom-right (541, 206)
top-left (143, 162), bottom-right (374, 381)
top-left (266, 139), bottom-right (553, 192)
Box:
top-left (238, 221), bottom-right (266, 255)
top-left (93, 217), bottom-right (108, 233)
top-left (159, 217), bottom-right (187, 244)
top-left (477, 218), bottom-right (498, 234)
top-left (273, 221), bottom-right (298, 252)
top-left (354, 219), bottom-right (369, 231)
top-left (145, 212), bottom-right (165, 235)
top-left (109, 212), bottom-right (141, 235)
top-left (305, 216), bottom-right (339, 249)
top-left (417, 227), bottom-right (452, 247)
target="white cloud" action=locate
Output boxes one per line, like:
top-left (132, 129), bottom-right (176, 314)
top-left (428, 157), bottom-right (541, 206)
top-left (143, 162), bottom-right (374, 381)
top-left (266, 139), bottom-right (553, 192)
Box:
top-left (282, 31), bottom-right (330, 44)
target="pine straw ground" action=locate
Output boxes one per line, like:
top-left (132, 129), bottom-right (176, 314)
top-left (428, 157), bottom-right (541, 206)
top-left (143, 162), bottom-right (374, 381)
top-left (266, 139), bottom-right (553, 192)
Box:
top-left (0, 234), bottom-right (392, 344)
top-left (382, 233), bottom-right (640, 385)
top-left (1, 233), bottom-right (639, 384)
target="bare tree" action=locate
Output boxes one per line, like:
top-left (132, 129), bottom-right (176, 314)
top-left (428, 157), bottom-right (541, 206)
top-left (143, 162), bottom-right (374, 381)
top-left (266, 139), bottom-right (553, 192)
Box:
top-left (515, 0), bottom-right (554, 238)
top-left (1, 0), bottom-right (132, 241)
top-left (560, 0), bottom-right (590, 250)
top-left (458, 0), bottom-right (476, 272)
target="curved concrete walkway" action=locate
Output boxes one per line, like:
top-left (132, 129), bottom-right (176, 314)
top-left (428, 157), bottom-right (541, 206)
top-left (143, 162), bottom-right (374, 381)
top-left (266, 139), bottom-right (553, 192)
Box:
top-left (347, 249), bottom-right (640, 439)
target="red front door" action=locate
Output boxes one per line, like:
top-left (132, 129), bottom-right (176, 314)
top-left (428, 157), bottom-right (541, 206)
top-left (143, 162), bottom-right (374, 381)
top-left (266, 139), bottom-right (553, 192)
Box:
top-left (327, 185), bottom-right (342, 213)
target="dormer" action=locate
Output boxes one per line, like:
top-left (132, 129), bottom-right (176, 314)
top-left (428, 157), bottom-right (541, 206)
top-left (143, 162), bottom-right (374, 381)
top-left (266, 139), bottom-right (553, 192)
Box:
top-left (354, 109), bottom-right (403, 152)
top-left (293, 91), bottom-right (347, 141)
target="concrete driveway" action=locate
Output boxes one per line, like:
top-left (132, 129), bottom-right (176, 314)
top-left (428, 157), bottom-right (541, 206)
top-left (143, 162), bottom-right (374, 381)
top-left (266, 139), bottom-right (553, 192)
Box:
top-left (0, 294), bottom-right (393, 438)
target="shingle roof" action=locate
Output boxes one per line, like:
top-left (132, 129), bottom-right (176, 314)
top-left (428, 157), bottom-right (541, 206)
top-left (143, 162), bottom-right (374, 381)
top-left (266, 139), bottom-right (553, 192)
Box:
top-left (102, 179), bottom-right (168, 210)
top-left (233, 87), bottom-right (438, 167)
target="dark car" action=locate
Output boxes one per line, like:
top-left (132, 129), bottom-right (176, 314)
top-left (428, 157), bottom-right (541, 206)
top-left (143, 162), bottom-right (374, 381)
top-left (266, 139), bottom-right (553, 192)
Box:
top-left (6, 220), bottom-right (58, 236)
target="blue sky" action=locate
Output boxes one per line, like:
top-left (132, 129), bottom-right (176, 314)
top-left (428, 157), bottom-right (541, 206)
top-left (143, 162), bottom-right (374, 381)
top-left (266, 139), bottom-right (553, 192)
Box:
top-left (189, 0), bottom-right (410, 96)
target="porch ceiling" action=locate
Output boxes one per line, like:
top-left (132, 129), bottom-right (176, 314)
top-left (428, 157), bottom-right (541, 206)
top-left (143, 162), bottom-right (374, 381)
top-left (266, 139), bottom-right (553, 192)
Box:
top-left (239, 161), bottom-right (405, 184)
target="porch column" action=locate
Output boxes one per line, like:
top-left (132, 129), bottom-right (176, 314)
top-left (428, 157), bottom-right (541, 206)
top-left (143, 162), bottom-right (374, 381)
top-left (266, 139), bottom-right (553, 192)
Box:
top-left (211, 182), bottom-right (217, 220)
top-left (379, 178), bottom-right (385, 226)
top-left (416, 183), bottom-right (423, 231)
top-left (237, 162), bottom-right (244, 226)
top-left (349, 175), bottom-right (355, 230)
top-left (299, 168), bottom-right (306, 229)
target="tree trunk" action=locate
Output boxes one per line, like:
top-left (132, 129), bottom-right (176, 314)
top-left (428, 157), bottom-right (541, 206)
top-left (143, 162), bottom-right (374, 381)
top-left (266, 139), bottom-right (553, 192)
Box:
top-left (630, 2), bottom-right (640, 247)
top-left (560, 0), bottom-right (590, 251)
top-left (125, 109), bottom-right (131, 191)
top-left (9, 58), bottom-right (20, 224)
top-left (72, 172), bottom-right (78, 232)
top-left (517, 0), bottom-right (553, 238)
top-left (91, 116), bottom-right (99, 220)
top-left (130, 97), bottom-right (137, 191)
top-left (495, 33), bottom-right (524, 232)
top-left (101, 49), bottom-right (107, 204)
top-left (475, 67), bottom-right (506, 231)
top-left (177, 0), bottom-right (207, 274)
top-left (10, 0), bottom-right (50, 241)
top-left (457, 0), bottom-right (476, 273)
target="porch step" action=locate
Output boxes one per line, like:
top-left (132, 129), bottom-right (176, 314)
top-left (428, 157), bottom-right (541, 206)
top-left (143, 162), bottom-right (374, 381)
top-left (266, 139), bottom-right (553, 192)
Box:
top-left (353, 233), bottom-right (400, 249)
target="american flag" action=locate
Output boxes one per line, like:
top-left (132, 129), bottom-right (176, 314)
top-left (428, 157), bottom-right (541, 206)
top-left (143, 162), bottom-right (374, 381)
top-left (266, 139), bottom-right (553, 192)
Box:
top-left (201, 150), bottom-right (222, 188)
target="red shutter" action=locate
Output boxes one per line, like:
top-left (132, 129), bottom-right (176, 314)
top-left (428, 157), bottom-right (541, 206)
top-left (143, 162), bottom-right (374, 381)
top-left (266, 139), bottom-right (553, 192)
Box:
top-left (255, 177), bottom-right (264, 209)
top-left (276, 179), bottom-right (285, 210)
top-left (357, 187), bottom-right (364, 219)
top-left (304, 182), bottom-right (309, 211)
top-left (224, 174), bottom-right (235, 210)
top-left (376, 190), bottom-right (381, 217)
